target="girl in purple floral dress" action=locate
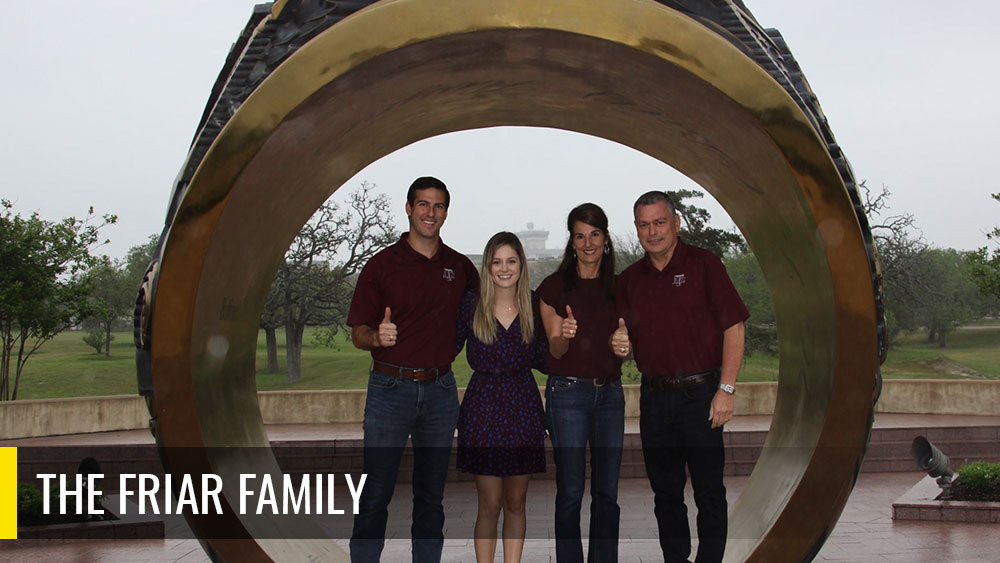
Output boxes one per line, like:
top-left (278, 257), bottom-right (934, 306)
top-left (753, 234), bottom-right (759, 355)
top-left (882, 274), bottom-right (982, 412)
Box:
top-left (456, 231), bottom-right (548, 563)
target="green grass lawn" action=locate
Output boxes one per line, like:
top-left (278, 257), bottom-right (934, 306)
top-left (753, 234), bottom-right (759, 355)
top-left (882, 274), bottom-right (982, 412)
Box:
top-left (7, 323), bottom-right (998, 399)
top-left (879, 327), bottom-right (1000, 380)
top-left (10, 332), bottom-right (141, 399)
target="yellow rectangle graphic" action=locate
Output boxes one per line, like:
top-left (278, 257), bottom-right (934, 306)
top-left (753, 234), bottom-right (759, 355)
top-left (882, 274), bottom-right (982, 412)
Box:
top-left (0, 447), bottom-right (15, 539)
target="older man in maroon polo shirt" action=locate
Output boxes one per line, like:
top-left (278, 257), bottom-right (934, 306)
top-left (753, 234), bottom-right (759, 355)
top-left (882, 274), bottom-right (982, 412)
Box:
top-left (346, 176), bottom-right (478, 563)
top-left (612, 190), bottom-right (748, 563)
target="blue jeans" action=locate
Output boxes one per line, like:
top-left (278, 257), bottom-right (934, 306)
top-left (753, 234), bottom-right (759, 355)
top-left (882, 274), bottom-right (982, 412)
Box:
top-left (350, 370), bottom-right (460, 563)
top-left (545, 375), bottom-right (625, 563)
top-left (640, 379), bottom-right (727, 563)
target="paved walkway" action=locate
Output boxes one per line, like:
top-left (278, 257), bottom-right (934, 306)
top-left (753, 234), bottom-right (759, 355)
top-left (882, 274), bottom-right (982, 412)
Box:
top-left (4, 414), bottom-right (999, 562)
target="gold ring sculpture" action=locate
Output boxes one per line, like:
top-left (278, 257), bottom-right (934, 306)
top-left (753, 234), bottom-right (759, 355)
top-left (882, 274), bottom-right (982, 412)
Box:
top-left (134, 1), bottom-right (885, 561)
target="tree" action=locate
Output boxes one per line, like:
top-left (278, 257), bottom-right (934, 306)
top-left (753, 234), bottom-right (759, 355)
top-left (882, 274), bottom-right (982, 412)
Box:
top-left (267, 182), bottom-right (396, 383)
top-left (910, 249), bottom-right (984, 347)
top-left (526, 258), bottom-right (560, 290)
top-left (668, 189), bottom-right (746, 258)
top-left (82, 319), bottom-right (112, 354)
top-left (81, 235), bottom-right (157, 356)
top-left (123, 235), bottom-right (158, 289)
top-left (861, 182), bottom-right (929, 342)
top-left (82, 256), bottom-right (132, 356)
top-left (613, 234), bottom-right (645, 273)
top-left (966, 193), bottom-right (1000, 300)
top-left (725, 251), bottom-right (777, 355)
top-left (260, 283), bottom-right (284, 374)
top-left (0, 200), bottom-right (115, 400)
top-left (862, 184), bottom-right (992, 346)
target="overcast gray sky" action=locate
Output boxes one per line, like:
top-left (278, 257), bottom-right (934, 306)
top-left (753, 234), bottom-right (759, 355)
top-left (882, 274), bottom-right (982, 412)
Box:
top-left (3, 1), bottom-right (997, 259)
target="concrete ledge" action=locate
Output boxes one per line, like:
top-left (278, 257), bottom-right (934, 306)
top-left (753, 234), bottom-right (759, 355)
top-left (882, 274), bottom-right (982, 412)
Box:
top-left (876, 379), bottom-right (1000, 416)
top-left (257, 388), bottom-right (480, 424)
top-left (0, 395), bottom-right (149, 440)
top-left (892, 474), bottom-right (1000, 523)
top-left (3, 379), bottom-right (998, 439)
top-left (734, 382), bottom-right (778, 415)
top-left (257, 390), bottom-right (368, 424)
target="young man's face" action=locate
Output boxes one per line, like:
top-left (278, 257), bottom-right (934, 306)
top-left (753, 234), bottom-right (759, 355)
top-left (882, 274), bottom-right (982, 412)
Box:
top-left (405, 188), bottom-right (448, 240)
top-left (634, 201), bottom-right (681, 260)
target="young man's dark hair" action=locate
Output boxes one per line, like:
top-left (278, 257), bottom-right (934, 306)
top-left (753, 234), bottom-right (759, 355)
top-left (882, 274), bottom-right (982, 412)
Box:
top-left (406, 176), bottom-right (450, 208)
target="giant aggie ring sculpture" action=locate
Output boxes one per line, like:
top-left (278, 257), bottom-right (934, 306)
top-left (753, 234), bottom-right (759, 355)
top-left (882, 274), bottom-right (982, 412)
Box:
top-left (134, 0), bottom-right (886, 561)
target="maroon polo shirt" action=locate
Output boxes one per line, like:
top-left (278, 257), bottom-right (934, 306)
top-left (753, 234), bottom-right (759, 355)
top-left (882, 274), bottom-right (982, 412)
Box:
top-left (537, 274), bottom-right (622, 379)
top-left (616, 238), bottom-right (749, 378)
top-left (347, 233), bottom-right (478, 367)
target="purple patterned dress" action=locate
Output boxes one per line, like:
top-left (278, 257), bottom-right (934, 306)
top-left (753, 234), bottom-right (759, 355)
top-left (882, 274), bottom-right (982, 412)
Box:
top-left (456, 290), bottom-right (549, 476)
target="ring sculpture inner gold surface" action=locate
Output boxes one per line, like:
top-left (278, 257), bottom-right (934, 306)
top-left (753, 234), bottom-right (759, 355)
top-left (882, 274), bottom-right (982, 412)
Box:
top-left (134, 1), bottom-right (885, 561)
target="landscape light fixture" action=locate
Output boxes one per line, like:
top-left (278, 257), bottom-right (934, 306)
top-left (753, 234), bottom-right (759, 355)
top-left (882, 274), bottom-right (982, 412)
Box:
top-left (911, 436), bottom-right (954, 499)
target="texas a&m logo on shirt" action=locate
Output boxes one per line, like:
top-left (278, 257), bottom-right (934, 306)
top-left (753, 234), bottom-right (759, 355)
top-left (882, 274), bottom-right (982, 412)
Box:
top-left (672, 273), bottom-right (686, 287)
top-left (442, 268), bottom-right (455, 281)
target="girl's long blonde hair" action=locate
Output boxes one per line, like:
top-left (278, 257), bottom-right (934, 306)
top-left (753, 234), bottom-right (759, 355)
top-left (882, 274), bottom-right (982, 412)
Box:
top-left (474, 232), bottom-right (534, 345)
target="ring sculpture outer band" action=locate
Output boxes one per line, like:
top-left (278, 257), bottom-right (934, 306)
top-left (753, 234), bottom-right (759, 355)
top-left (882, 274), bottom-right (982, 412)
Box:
top-left (145, 0), bottom-right (879, 561)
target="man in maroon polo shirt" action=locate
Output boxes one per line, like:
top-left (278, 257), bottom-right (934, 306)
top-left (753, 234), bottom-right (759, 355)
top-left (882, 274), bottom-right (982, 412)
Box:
top-left (612, 190), bottom-right (748, 563)
top-left (346, 176), bottom-right (478, 563)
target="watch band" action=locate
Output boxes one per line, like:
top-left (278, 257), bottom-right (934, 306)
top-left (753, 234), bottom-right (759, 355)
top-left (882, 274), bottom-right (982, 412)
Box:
top-left (719, 383), bottom-right (735, 395)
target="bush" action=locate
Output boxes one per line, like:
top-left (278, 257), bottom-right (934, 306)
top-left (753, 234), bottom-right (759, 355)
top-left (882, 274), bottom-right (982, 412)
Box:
top-left (16, 479), bottom-right (112, 526)
top-left (621, 358), bottom-right (640, 383)
top-left (745, 324), bottom-right (778, 356)
top-left (82, 329), bottom-right (112, 354)
top-left (17, 483), bottom-right (43, 520)
top-left (952, 461), bottom-right (1000, 502)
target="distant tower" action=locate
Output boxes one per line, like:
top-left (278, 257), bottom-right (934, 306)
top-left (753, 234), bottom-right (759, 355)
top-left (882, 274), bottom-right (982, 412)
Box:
top-left (516, 222), bottom-right (560, 260)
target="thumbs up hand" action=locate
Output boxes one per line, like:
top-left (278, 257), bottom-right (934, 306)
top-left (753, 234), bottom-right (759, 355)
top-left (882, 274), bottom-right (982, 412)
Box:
top-left (611, 317), bottom-right (631, 358)
top-left (561, 305), bottom-right (578, 340)
top-left (377, 307), bottom-right (397, 347)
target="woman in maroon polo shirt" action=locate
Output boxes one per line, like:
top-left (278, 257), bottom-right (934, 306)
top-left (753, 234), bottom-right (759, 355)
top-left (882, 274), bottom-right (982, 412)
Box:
top-left (456, 231), bottom-right (548, 563)
top-left (537, 203), bottom-right (624, 563)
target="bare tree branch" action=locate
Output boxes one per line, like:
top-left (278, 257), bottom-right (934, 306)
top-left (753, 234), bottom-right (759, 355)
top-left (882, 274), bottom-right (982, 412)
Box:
top-left (262, 182), bottom-right (397, 382)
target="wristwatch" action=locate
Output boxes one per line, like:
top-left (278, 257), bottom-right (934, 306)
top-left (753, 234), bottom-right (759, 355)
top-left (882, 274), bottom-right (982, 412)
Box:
top-left (718, 383), bottom-right (735, 395)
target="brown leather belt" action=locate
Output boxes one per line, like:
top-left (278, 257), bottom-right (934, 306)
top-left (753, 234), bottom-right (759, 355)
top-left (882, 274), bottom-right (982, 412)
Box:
top-left (561, 376), bottom-right (617, 387)
top-left (372, 360), bottom-right (451, 382)
top-left (642, 368), bottom-right (720, 390)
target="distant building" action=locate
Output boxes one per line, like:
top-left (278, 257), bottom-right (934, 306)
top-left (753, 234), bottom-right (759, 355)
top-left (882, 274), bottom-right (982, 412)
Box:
top-left (462, 223), bottom-right (562, 266)
top-left (516, 222), bottom-right (562, 260)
